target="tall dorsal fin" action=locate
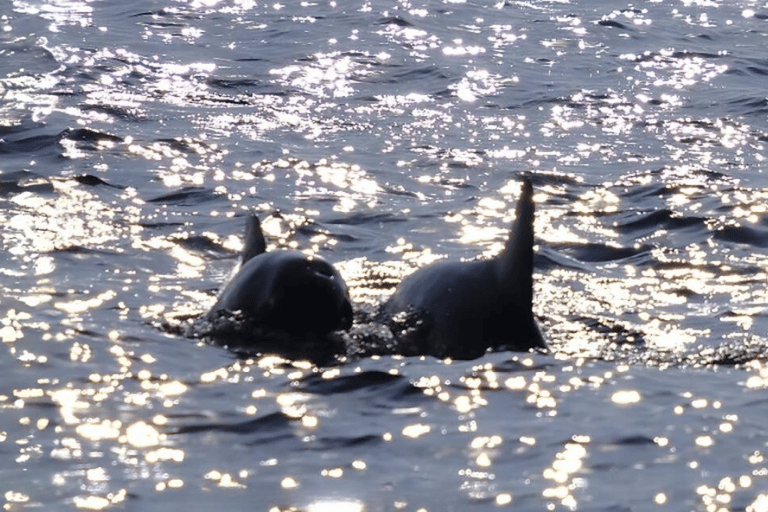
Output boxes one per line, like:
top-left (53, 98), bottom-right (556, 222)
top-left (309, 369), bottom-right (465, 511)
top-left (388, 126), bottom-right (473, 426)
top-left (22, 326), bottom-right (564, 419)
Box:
top-left (497, 179), bottom-right (535, 308)
top-left (241, 214), bottom-right (267, 264)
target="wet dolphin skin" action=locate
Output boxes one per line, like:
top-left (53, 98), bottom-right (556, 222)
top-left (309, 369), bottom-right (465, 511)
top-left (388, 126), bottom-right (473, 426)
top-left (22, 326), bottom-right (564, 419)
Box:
top-left (384, 179), bottom-right (546, 359)
top-left (209, 216), bottom-right (353, 336)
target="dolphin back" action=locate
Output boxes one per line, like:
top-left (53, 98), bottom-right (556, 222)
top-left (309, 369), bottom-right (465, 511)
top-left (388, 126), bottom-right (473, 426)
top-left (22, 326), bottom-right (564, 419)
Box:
top-left (384, 177), bottom-right (545, 358)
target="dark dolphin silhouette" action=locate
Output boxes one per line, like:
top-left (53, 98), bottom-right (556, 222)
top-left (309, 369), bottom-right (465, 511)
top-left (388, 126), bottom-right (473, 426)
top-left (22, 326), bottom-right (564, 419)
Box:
top-left (208, 215), bottom-right (353, 336)
top-left (384, 179), bottom-right (546, 359)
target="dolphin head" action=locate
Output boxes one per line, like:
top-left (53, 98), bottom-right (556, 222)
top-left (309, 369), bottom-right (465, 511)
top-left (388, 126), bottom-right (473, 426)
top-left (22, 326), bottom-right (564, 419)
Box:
top-left (208, 214), bottom-right (353, 338)
top-left (264, 254), bottom-right (353, 335)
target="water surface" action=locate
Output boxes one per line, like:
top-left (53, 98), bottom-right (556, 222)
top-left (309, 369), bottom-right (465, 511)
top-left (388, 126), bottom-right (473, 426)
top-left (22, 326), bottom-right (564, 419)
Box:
top-left (2, 0), bottom-right (768, 510)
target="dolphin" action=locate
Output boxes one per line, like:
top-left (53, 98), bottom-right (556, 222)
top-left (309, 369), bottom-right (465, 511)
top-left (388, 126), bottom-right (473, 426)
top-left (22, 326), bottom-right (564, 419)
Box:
top-left (383, 179), bottom-right (546, 359)
top-left (208, 215), bottom-right (353, 336)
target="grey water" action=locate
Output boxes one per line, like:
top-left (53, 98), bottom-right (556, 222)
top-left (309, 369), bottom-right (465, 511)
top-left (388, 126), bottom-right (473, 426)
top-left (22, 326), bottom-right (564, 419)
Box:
top-left (2, 0), bottom-right (768, 510)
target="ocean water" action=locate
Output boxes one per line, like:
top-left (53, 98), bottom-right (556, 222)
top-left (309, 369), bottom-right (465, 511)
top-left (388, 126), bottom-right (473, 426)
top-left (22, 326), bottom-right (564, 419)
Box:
top-left (2, 0), bottom-right (768, 510)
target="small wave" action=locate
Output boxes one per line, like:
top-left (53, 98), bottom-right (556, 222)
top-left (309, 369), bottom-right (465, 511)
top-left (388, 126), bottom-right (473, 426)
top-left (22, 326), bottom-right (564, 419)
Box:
top-left (597, 19), bottom-right (632, 30)
top-left (0, 133), bottom-right (60, 156)
top-left (383, 65), bottom-right (453, 85)
top-left (206, 77), bottom-right (263, 90)
top-left (549, 242), bottom-right (651, 263)
top-left (377, 16), bottom-right (415, 28)
top-left (615, 209), bottom-right (707, 234)
top-left (170, 234), bottom-right (234, 257)
top-left (302, 434), bottom-right (382, 450)
top-left (81, 103), bottom-right (149, 123)
top-left (725, 57), bottom-right (768, 78)
top-left (147, 187), bottom-right (223, 206)
top-left (606, 435), bottom-right (657, 446)
top-left (46, 245), bottom-right (119, 256)
top-left (714, 224), bottom-right (768, 248)
top-left (328, 212), bottom-right (407, 227)
top-left (299, 370), bottom-right (409, 395)
top-left (723, 93), bottom-right (768, 117)
top-left (71, 174), bottom-right (125, 189)
top-left (0, 170), bottom-right (54, 196)
top-left (0, 127), bottom-right (122, 159)
top-left (168, 411), bottom-right (293, 440)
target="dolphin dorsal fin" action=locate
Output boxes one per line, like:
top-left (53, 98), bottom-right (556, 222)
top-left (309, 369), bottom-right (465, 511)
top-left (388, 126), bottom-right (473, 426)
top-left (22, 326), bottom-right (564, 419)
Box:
top-left (497, 179), bottom-right (535, 308)
top-left (241, 214), bottom-right (267, 264)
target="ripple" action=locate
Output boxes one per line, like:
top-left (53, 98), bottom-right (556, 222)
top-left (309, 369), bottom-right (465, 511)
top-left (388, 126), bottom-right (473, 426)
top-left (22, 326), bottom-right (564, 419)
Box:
top-left (147, 187), bottom-right (223, 206)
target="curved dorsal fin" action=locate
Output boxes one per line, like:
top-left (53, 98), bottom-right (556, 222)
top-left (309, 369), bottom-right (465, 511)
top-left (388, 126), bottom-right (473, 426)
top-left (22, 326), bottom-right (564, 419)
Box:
top-left (242, 214), bottom-right (267, 263)
top-left (497, 179), bottom-right (535, 308)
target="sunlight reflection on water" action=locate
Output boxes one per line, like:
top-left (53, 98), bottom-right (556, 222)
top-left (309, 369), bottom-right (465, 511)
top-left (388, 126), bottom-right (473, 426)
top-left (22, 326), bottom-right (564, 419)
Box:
top-left (5, 0), bottom-right (768, 510)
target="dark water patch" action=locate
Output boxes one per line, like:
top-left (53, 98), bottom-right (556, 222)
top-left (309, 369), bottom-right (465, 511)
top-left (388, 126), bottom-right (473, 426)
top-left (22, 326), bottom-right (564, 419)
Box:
top-left (328, 212), bottom-right (407, 227)
top-left (0, 127), bottom-right (122, 158)
top-left (170, 234), bottom-right (233, 257)
top-left (0, 170), bottom-right (54, 196)
top-left (130, 9), bottom-right (175, 19)
top-left (725, 57), bottom-right (768, 78)
top-left (138, 19), bottom-right (187, 29)
top-left (503, 91), bottom-right (573, 111)
top-left (193, 91), bottom-right (256, 106)
top-left (206, 77), bottom-right (262, 90)
top-left (384, 65), bottom-right (453, 85)
top-left (153, 137), bottom-right (209, 154)
top-left (234, 57), bottom-right (267, 62)
top-left (0, 43), bottom-right (60, 74)
top-left (597, 19), bottom-right (631, 30)
top-left (492, 357), bottom-right (556, 374)
top-left (381, 183), bottom-right (422, 199)
top-left (138, 220), bottom-right (186, 229)
top-left (529, 172), bottom-right (584, 190)
top-left (168, 411), bottom-right (293, 437)
top-left (549, 242), bottom-right (650, 263)
top-left (299, 370), bottom-right (407, 395)
top-left (669, 50), bottom-right (723, 60)
top-left (606, 435), bottom-right (657, 446)
top-left (147, 187), bottom-right (222, 206)
top-left (614, 209), bottom-right (707, 234)
top-left (617, 182), bottom-right (673, 201)
top-left (46, 245), bottom-right (119, 257)
top-left (0, 120), bottom-right (46, 138)
top-left (70, 174), bottom-right (125, 189)
top-left (130, 7), bottom-right (201, 26)
top-left (377, 16), bottom-right (415, 27)
top-left (294, 223), bottom-right (361, 244)
top-left (723, 93), bottom-right (768, 117)
top-left (577, 316), bottom-right (646, 347)
top-left (0, 133), bottom-right (60, 156)
top-left (62, 127), bottom-right (122, 145)
top-left (623, 50), bottom-right (722, 65)
top-left (714, 224), bottom-right (768, 248)
top-left (745, 65), bottom-right (768, 76)
top-left (302, 434), bottom-right (382, 451)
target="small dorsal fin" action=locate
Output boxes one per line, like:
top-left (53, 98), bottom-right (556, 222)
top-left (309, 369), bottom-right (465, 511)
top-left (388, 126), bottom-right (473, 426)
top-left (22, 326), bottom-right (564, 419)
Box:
top-left (241, 214), bottom-right (267, 263)
top-left (497, 179), bottom-right (535, 308)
